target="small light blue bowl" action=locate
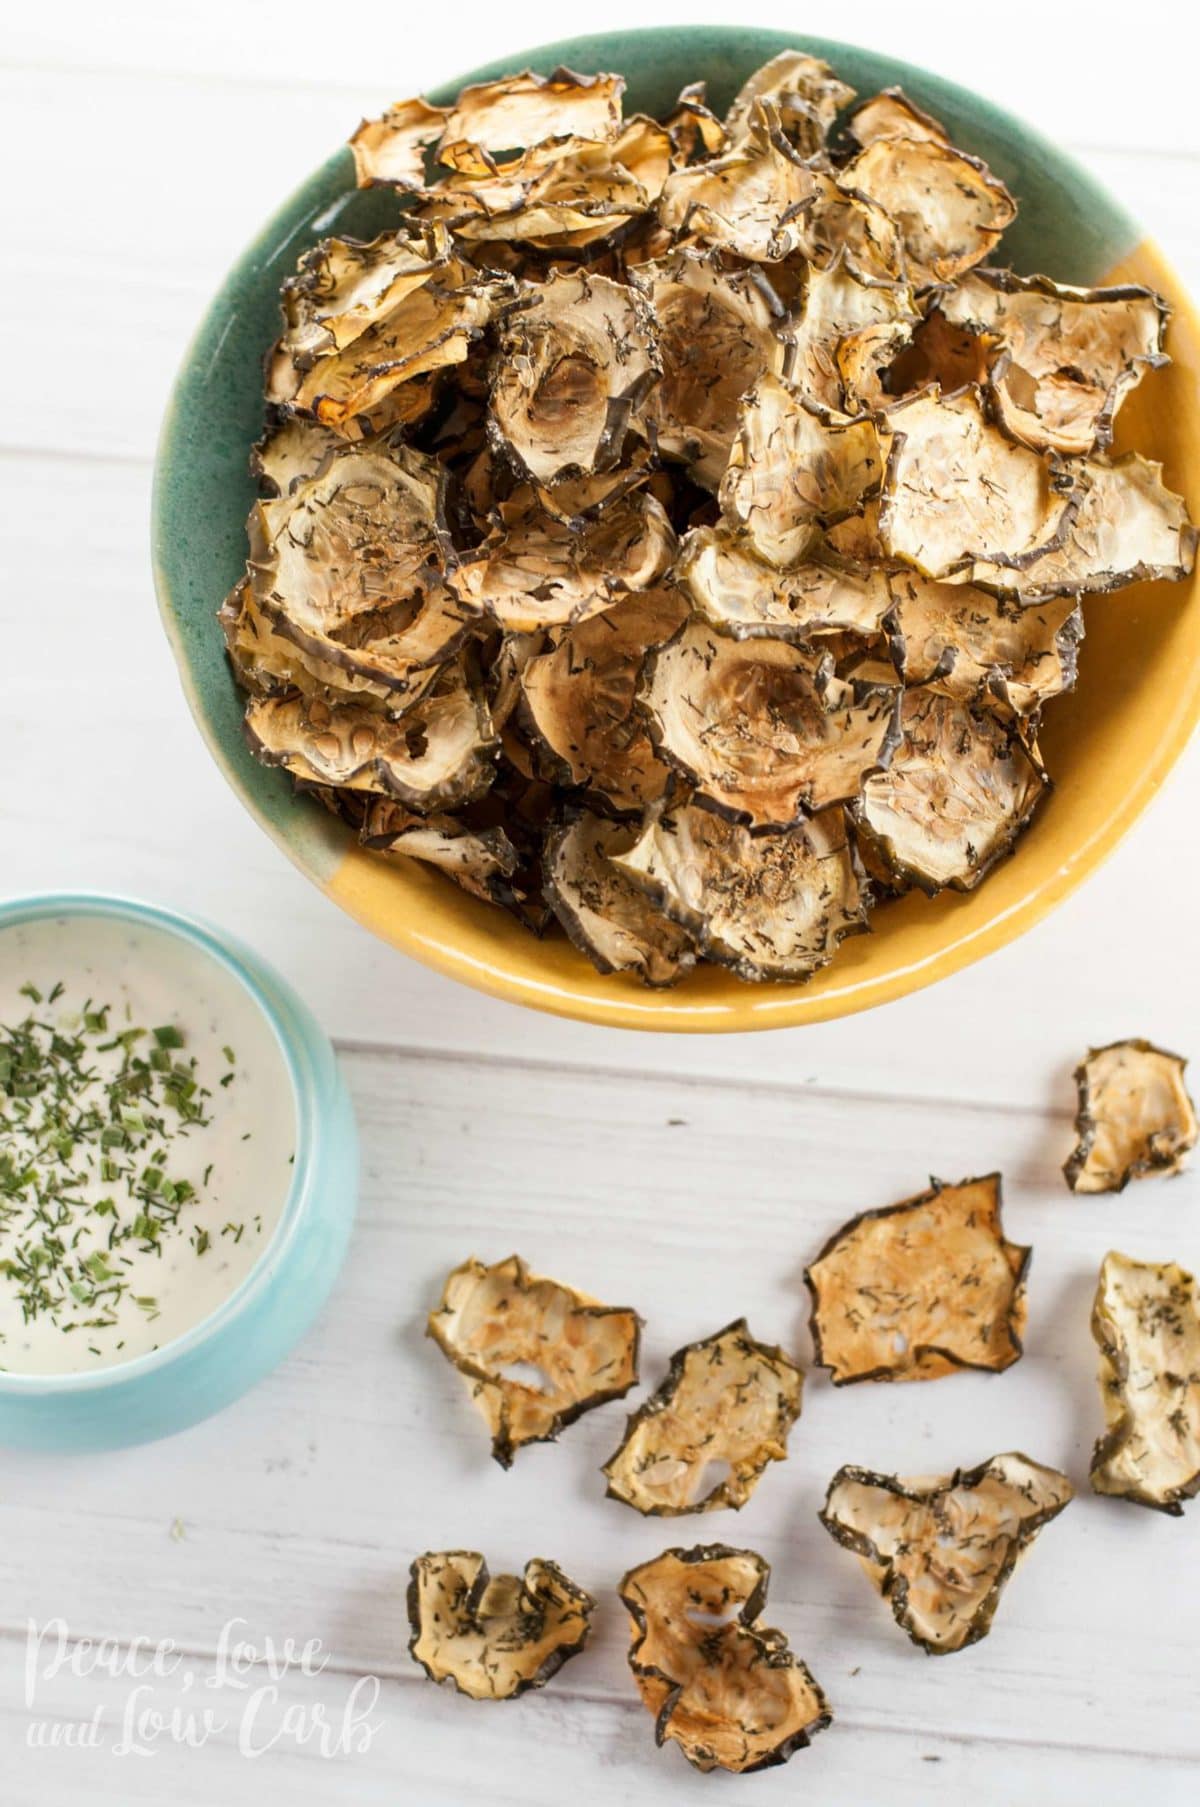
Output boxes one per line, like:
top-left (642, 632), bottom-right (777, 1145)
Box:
top-left (0, 893), bottom-right (358, 1450)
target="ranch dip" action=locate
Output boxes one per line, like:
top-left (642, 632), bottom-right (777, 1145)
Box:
top-left (0, 912), bottom-right (295, 1375)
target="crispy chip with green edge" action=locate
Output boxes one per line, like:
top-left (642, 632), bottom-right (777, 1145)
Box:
top-left (1090, 1250), bottom-right (1200, 1514)
top-left (613, 799), bottom-right (870, 984)
top-left (243, 660), bottom-right (497, 810)
top-left (427, 1254), bottom-right (640, 1466)
top-left (639, 618), bottom-right (900, 829)
top-left (544, 813), bottom-right (695, 986)
top-left (603, 1319), bottom-right (803, 1514)
top-left (408, 1551), bottom-right (595, 1698)
top-left (1066, 1040), bottom-right (1198, 1194)
top-left (819, 1452), bottom-right (1073, 1652)
top-left (805, 1173), bottom-right (1029, 1384)
top-left (853, 690), bottom-right (1048, 893)
top-left (619, 1544), bottom-right (831, 1773)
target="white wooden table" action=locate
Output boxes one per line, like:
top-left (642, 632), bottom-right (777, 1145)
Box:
top-left (3, 3), bottom-right (1200, 1798)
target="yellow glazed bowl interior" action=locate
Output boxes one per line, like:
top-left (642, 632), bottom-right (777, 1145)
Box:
top-left (153, 27), bottom-right (1200, 1032)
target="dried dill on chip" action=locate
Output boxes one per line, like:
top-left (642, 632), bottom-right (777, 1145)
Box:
top-left (427, 1254), bottom-right (640, 1466)
top-left (1089, 1250), bottom-right (1200, 1515)
top-left (619, 1543), bottom-right (831, 1773)
top-left (408, 1551), bottom-right (595, 1698)
top-left (603, 1319), bottom-right (803, 1514)
top-left (820, 1452), bottom-right (1073, 1653)
top-left (1066, 1040), bottom-right (1198, 1194)
top-left (805, 1173), bottom-right (1029, 1384)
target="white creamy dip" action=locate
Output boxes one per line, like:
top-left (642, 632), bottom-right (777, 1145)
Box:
top-left (0, 913), bottom-right (296, 1374)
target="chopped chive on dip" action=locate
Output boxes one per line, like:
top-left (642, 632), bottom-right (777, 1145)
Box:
top-left (0, 1003), bottom-right (214, 1332)
top-left (0, 915), bottom-right (296, 1374)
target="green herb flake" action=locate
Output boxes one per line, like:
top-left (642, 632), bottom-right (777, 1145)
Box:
top-left (0, 982), bottom-right (230, 1350)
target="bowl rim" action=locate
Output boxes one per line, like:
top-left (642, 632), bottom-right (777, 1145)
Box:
top-left (151, 25), bottom-right (1200, 1033)
top-left (0, 891), bottom-right (314, 1392)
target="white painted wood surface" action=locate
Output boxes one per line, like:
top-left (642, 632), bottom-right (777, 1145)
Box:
top-left (2, 3), bottom-right (1199, 1798)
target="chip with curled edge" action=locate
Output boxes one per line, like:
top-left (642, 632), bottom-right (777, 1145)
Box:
top-left (490, 269), bottom-right (659, 485)
top-left (719, 371), bottom-right (882, 569)
top-left (969, 454), bottom-right (1196, 600)
top-left (448, 473), bottom-right (676, 633)
top-left (351, 68), bottom-right (625, 191)
top-left (612, 798), bottom-right (870, 985)
top-left (657, 100), bottom-right (820, 263)
top-left (543, 812), bottom-right (695, 987)
top-left (519, 586), bottom-right (687, 810)
top-left (427, 1254), bottom-right (640, 1466)
top-left (879, 387), bottom-right (1079, 581)
top-left (805, 1173), bottom-right (1030, 1384)
top-left (243, 660), bottom-right (497, 810)
top-left (780, 259), bottom-right (918, 414)
top-left (360, 799), bottom-right (518, 905)
top-left (722, 50), bottom-right (854, 156)
top-left (438, 68), bottom-right (625, 163)
top-left (619, 1543), bottom-right (831, 1773)
top-left (639, 618), bottom-right (901, 830)
top-left (853, 689), bottom-right (1049, 894)
top-left (819, 1452), bottom-right (1073, 1652)
top-left (1090, 1250), bottom-right (1200, 1514)
top-left (677, 523), bottom-right (894, 644)
top-left (603, 1319), bottom-right (804, 1515)
top-left (939, 268), bottom-right (1167, 455)
top-left (886, 569), bottom-right (1081, 715)
top-left (1066, 1039), bottom-right (1198, 1193)
top-left (636, 249), bottom-right (787, 490)
top-left (408, 1551), bottom-right (595, 1698)
top-left (838, 127), bottom-right (1015, 287)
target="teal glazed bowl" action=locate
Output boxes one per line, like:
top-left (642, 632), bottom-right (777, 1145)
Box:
top-left (0, 894), bottom-right (358, 1450)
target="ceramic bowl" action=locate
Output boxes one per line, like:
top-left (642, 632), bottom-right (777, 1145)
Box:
top-left (153, 27), bottom-right (1200, 1033)
top-left (0, 893), bottom-right (357, 1449)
